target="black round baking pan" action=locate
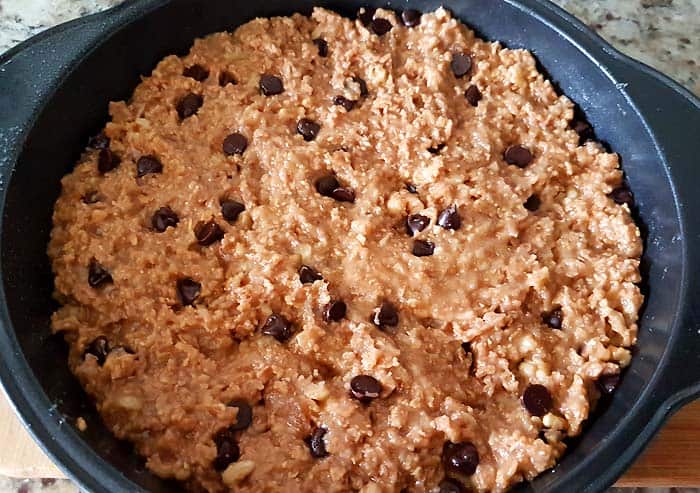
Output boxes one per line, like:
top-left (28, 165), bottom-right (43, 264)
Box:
top-left (0, 0), bottom-right (698, 492)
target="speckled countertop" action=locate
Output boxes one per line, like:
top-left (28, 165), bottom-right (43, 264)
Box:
top-left (0, 1), bottom-right (697, 492)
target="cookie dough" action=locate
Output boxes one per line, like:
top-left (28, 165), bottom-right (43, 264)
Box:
top-left (48, 7), bottom-right (643, 493)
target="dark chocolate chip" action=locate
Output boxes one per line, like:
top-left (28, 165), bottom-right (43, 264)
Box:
top-left (306, 427), bottom-right (329, 458)
top-left (406, 214), bottom-right (430, 236)
top-left (299, 265), bottom-right (323, 284)
top-left (524, 194), bottom-right (541, 212)
top-left (610, 186), bottom-right (634, 207)
top-left (261, 314), bottom-right (293, 342)
top-left (88, 259), bottom-right (113, 288)
top-left (401, 9), bottom-right (421, 27)
top-left (465, 84), bottom-right (482, 106)
top-left (450, 53), bottom-right (473, 78)
top-left (195, 220), bottom-right (225, 246)
top-left (330, 187), bottom-right (355, 203)
top-left (324, 300), bottom-right (347, 322)
top-left (442, 441), bottom-right (479, 476)
top-left (542, 308), bottom-right (563, 329)
top-left (98, 149), bottom-right (120, 174)
top-left (260, 74), bottom-right (284, 96)
top-left (213, 428), bottom-right (240, 471)
top-left (357, 7), bottom-right (376, 26)
top-left (223, 132), bottom-right (248, 156)
top-left (405, 183), bottom-right (417, 194)
top-left (438, 478), bottom-right (465, 493)
top-left (597, 373), bottom-right (620, 395)
top-left (371, 301), bottom-right (399, 328)
top-left (219, 71), bottom-right (237, 86)
top-left (82, 191), bottom-right (100, 204)
top-left (350, 375), bottom-right (382, 402)
top-left (84, 336), bottom-right (110, 365)
top-left (352, 76), bottom-right (369, 97)
top-left (297, 118), bottom-right (321, 141)
top-left (437, 205), bottom-right (461, 230)
top-left (333, 95), bottom-right (356, 111)
top-left (371, 18), bottom-right (392, 36)
top-left (183, 64), bottom-right (209, 81)
top-left (151, 206), bottom-right (179, 232)
top-left (176, 93), bottom-right (203, 119)
top-left (428, 143), bottom-right (446, 154)
top-left (136, 155), bottom-right (163, 178)
top-left (227, 399), bottom-right (253, 430)
top-left (412, 239), bottom-right (435, 257)
top-left (176, 277), bottom-right (201, 306)
top-left (522, 384), bottom-right (553, 417)
top-left (461, 342), bottom-right (472, 356)
top-left (504, 145), bottom-right (533, 168)
top-left (89, 132), bottom-right (110, 150)
top-left (313, 38), bottom-right (328, 57)
top-left (316, 175), bottom-right (340, 196)
top-left (221, 200), bottom-right (245, 223)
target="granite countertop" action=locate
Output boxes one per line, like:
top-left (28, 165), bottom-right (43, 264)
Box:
top-left (0, 1), bottom-right (697, 493)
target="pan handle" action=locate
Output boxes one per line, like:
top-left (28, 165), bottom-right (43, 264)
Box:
top-left (605, 55), bottom-right (700, 406)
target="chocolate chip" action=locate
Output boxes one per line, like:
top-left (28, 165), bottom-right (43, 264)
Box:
top-left (350, 375), bottom-right (382, 402)
top-left (227, 399), bottom-right (253, 430)
top-left (297, 118), bottom-right (321, 141)
top-left (504, 145), bottom-right (533, 168)
top-left (352, 76), bottom-right (369, 97)
top-left (371, 18), bottom-right (392, 36)
top-left (597, 373), bottom-right (620, 395)
top-left (98, 149), bottom-right (120, 174)
top-left (324, 300), bottom-right (346, 322)
top-left (84, 336), bottom-right (109, 365)
top-left (213, 428), bottom-right (240, 471)
top-left (223, 132), bottom-right (248, 156)
top-left (313, 38), bottom-right (328, 57)
top-left (437, 205), bottom-right (461, 230)
top-left (406, 214), bottom-right (430, 236)
top-left (82, 191), bottom-right (100, 204)
top-left (610, 186), bottom-right (634, 207)
top-left (465, 84), bottom-right (482, 106)
top-left (306, 427), bottom-right (329, 458)
top-left (183, 64), bottom-right (209, 81)
top-left (412, 239), bottom-right (435, 257)
top-left (176, 277), bottom-right (201, 306)
top-left (442, 441), bottom-right (479, 476)
top-left (299, 265), bottom-right (323, 284)
top-left (330, 187), bottom-right (355, 203)
top-left (151, 206), bottom-right (179, 232)
top-left (195, 220), bottom-right (225, 246)
top-left (176, 93), bottom-right (203, 119)
top-left (405, 183), bottom-right (417, 194)
top-left (89, 132), bottom-right (110, 150)
top-left (524, 194), bottom-right (541, 212)
top-left (542, 308), bottom-right (563, 329)
top-left (451, 53), bottom-right (473, 78)
top-left (461, 342), bottom-right (472, 356)
top-left (371, 301), bottom-right (399, 328)
top-left (333, 95), bottom-right (356, 111)
top-left (136, 155), bottom-right (163, 177)
top-left (260, 74), bottom-right (284, 96)
top-left (88, 259), bottom-right (112, 288)
top-left (315, 175), bottom-right (340, 196)
top-left (221, 200), bottom-right (245, 223)
top-left (357, 7), bottom-right (376, 26)
top-left (401, 9), bottom-right (421, 27)
top-left (571, 119), bottom-right (593, 143)
top-left (219, 71), bottom-right (237, 86)
top-left (261, 314), bottom-right (293, 342)
top-left (428, 143), bottom-right (446, 154)
top-left (522, 384), bottom-right (553, 417)
top-left (438, 478), bottom-right (465, 493)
